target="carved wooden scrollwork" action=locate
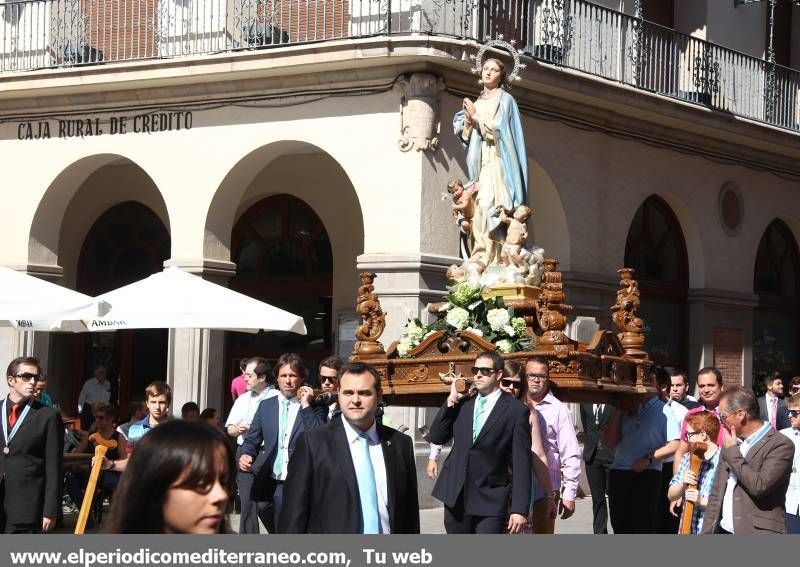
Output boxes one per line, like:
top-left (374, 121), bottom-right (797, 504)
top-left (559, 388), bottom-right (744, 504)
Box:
top-left (610, 267), bottom-right (647, 358)
top-left (353, 272), bottom-right (386, 356)
top-left (535, 259), bottom-right (573, 345)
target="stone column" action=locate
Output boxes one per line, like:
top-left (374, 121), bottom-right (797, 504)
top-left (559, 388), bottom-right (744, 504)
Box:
top-left (163, 259), bottom-right (236, 415)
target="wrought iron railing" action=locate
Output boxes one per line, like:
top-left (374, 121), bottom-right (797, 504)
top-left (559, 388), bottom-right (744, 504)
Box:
top-left (1, 0), bottom-right (798, 132)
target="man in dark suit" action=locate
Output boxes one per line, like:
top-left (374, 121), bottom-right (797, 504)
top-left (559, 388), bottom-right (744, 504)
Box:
top-left (430, 350), bottom-right (532, 534)
top-left (0, 357), bottom-right (63, 533)
top-left (579, 402), bottom-right (614, 534)
top-left (239, 353), bottom-right (326, 532)
top-left (280, 362), bottom-right (419, 533)
top-left (701, 386), bottom-right (794, 534)
top-left (758, 374), bottom-right (790, 430)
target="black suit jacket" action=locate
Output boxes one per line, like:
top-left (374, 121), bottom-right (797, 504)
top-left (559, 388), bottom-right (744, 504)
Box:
top-left (758, 395), bottom-right (790, 431)
top-left (430, 391), bottom-right (532, 517)
top-left (240, 396), bottom-right (326, 500)
top-left (0, 399), bottom-right (63, 525)
top-left (579, 403), bottom-right (614, 463)
top-left (279, 419), bottom-right (419, 533)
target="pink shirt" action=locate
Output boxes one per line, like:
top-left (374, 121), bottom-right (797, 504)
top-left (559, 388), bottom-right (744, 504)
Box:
top-left (230, 373), bottom-right (247, 399)
top-left (533, 391), bottom-right (582, 501)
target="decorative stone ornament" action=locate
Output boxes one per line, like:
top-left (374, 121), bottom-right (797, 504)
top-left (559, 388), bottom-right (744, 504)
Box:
top-left (395, 73), bottom-right (445, 152)
top-left (719, 181), bottom-right (743, 236)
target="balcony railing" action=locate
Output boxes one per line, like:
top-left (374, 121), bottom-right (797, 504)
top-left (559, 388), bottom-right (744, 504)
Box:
top-left (1, 0), bottom-right (798, 132)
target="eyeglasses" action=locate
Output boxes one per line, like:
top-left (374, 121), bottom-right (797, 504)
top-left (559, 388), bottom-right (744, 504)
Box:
top-left (686, 431), bottom-right (703, 439)
top-left (472, 367), bottom-right (497, 376)
top-left (719, 408), bottom-right (742, 421)
top-left (500, 379), bottom-right (522, 389)
top-left (320, 375), bottom-right (337, 384)
top-left (788, 410), bottom-right (800, 418)
top-left (526, 373), bottom-right (547, 381)
top-left (13, 372), bottom-right (40, 382)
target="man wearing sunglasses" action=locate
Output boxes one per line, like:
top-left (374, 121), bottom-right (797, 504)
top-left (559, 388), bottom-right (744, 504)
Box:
top-left (319, 356), bottom-right (342, 421)
top-left (429, 351), bottom-right (532, 534)
top-left (0, 357), bottom-right (63, 533)
top-left (779, 394), bottom-right (800, 534)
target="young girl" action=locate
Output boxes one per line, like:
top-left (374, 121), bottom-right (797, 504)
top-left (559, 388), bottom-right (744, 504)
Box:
top-left (667, 410), bottom-right (721, 534)
top-left (105, 420), bottom-right (234, 533)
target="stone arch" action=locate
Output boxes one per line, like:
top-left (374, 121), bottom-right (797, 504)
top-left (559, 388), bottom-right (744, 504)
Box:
top-left (204, 141), bottom-right (364, 264)
top-left (655, 192), bottom-right (705, 289)
top-left (28, 154), bottom-right (170, 284)
top-left (204, 141), bottom-right (365, 375)
top-left (528, 159), bottom-right (571, 269)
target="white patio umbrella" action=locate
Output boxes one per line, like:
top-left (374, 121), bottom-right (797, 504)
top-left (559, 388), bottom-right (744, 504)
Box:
top-left (0, 266), bottom-right (109, 331)
top-left (84, 267), bottom-right (306, 334)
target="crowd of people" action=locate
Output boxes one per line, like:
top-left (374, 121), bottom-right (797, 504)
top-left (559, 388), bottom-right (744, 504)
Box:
top-left (0, 353), bottom-right (798, 535)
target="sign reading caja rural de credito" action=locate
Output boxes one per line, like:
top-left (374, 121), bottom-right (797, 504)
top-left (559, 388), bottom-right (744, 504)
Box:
top-left (16, 110), bottom-right (193, 140)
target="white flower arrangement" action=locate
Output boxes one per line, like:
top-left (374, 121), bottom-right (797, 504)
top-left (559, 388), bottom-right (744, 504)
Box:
top-left (486, 308), bottom-right (510, 331)
top-left (395, 286), bottom-right (534, 358)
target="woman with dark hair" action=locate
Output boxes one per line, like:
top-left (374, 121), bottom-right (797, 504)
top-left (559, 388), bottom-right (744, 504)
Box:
top-left (501, 360), bottom-right (555, 532)
top-left (105, 420), bottom-right (234, 534)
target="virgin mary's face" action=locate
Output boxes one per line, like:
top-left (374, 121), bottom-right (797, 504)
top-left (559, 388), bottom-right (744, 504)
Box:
top-left (482, 60), bottom-right (503, 88)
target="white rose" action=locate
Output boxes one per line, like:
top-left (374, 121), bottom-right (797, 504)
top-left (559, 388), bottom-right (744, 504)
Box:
top-left (397, 338), bottom-right (414, 357)
top-left (465, 327), bottom-right (484, 337)
top-left (486, 308), bottom-right (510, 332)
top-left (495, 339), bottom-right (513, 353)
top-left (503, 324), bottom-right (516, 337)
top-left (446, 306), bottom-right (470, 330)
top-left (407, 320), bottom-right (426, 342)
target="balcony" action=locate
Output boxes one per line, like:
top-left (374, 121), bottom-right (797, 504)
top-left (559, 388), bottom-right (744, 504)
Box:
top-left (0, 0), bottom-right (798, 132)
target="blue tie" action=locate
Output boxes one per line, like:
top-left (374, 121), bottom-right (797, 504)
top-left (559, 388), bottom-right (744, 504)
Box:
top-left (355, 433), bottom-right (380, 534)
top-left (272, 399), bottom-right (290, 477)
top-left (473, 395), bottom-right (487, 442)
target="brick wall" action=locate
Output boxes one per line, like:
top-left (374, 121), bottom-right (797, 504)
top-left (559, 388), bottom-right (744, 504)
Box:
top-left (713, 327), bottom-right (743, 387)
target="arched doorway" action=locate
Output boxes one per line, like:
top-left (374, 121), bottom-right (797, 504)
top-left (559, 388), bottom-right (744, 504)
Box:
top-left (753, 219), bottom-right (800, 387)
top-left (624, 195), bottom-right (689, 369)
top-left (74, 201), bottom-right (170, 413)
top-left (226, 194), bottom-right (333, 386)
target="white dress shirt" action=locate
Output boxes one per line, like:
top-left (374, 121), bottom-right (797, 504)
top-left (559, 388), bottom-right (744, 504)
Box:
top-left (273, 394), bottom-right (301, 481)
top-left (342, 418), bottom-right (390, 534)
top-left (780, 426), bottom-right (800, 515)
top-left (663, 399), bottom-right (687, 464)
top-left (77, 377), bottom-right (111, 411)
top-left (225, 386), bottom-right (278, 445)
top-left (473, 388), bottom-right (503, 437)
top-left (720, 422), bottom-right (772, 533)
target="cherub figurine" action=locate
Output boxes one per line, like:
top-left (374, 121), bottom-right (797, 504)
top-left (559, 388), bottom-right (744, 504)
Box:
top-left (496, 205), bottom-right (532, 268)
top-left (447, 179), bottom-right (478, 233)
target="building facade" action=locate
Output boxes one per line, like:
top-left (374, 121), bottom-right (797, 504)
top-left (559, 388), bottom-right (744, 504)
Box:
top-left (0, 0), bottom-right (799, 500)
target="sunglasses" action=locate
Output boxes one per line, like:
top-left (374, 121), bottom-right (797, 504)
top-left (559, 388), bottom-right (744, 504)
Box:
top-left (500, 378), bottom-right (522, 389)
top-left (472, 367), bottom-right (497, 376)
top-left (13, 372), bottom-right (40, 382)
top-left (320, 375), bottom-right (337, 383)
top-left (788, 410), bottom-right (800, 418)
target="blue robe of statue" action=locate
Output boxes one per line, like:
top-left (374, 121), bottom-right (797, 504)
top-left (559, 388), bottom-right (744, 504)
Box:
top-left (453, 89), bottom-right (528, 265)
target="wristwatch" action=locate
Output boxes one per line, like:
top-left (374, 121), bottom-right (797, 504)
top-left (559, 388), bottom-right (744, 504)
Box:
top-left (109, 460), bottom-right (116, 471)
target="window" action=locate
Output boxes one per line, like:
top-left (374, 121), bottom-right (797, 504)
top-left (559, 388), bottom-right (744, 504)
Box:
top-left (753, 219), bottom-right (800, 384)
top-left (624, 195), bottom-right (688, 368)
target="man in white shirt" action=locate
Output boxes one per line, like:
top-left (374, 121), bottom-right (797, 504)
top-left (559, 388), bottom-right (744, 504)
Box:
top-left (225, 356), bottom-right (277, 534)
top-left (280, 362), bottom-right (419, 533)
top-left (77, 366), bottom-right (111, 430)
top-left (239, 353), bottom-right (326, 532)
top-left (780, 394), bottom-right (800, 534)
